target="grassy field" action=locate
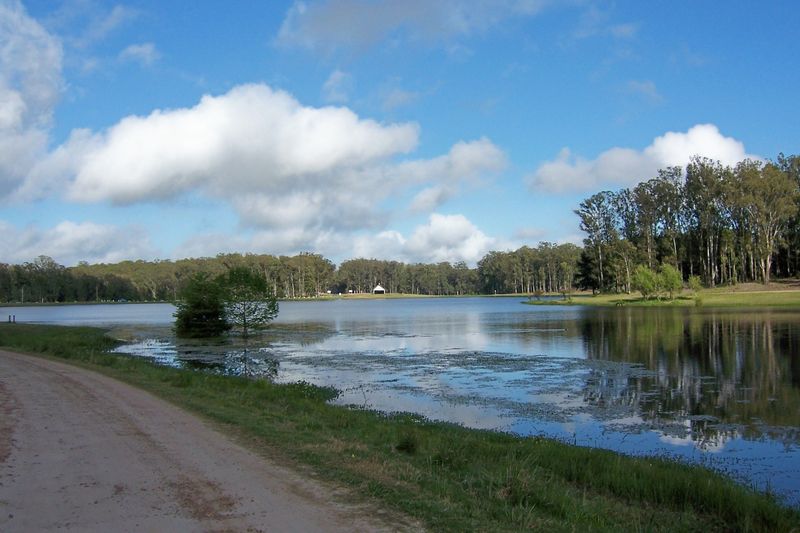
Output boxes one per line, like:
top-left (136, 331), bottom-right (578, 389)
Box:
top-left (2, 323), bottom-right (799, 531)
top-left (526, 283), bottom-right (800, 308)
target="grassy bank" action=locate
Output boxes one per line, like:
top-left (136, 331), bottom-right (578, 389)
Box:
top-left (526, 286), bottom-right (800, 308)
top-left (2, 324), bottom-right (798, 531)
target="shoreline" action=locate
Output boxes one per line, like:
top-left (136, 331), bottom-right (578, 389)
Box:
top-left (525, 285), bottom-right (800, 308)
top-left (1, 323), bottom-right (798, 530)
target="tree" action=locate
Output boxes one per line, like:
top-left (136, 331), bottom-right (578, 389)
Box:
top-left (632, 265), bottom-right (659, 300)
top-left (776, 154), bottom-right (800, 276)
top-left (688, 275), bottom-right (703, 294)
top-left (174, 273), bottom-right (230, 338)
top-left (219, 267), bottom-right (279, 338)
top-left (633, 180), bottom-right (660, 268)
top-left (575, 191), bottom-right (618, 291)
top-left (685, 157), bottom-right (728, 287)
top-left (659, 264), bottom-right (683, 300)
top-left (740, 161), bottom-right (799, 283)
top-left (652, 167), bottom-right (684, 271)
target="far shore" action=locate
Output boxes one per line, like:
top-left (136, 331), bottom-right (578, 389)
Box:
top-left (0, 292), bottom-right (538, 307)
top-left (525, 281), bottom-right (800, 308)
top-left (4, 280), bottom-right (800, 307)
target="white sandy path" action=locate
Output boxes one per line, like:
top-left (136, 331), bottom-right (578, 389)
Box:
top-left (0, 350), bottom-right (412, 532)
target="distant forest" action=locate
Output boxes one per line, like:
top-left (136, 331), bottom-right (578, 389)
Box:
top-left (0, 243), bottom-right (580, 303)
top-left (1, 153), bottom-right (797, 304)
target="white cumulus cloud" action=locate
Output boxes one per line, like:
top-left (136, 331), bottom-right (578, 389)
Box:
top-left (43, 83), bottom-right (419, 203)
top-left (0, 220), bottom-right (156, 266)
top-left (409, 185), bottom-right (455, 213)
top-left (352, 213), bottom-right (497, 265)
top-left (22, 83), bottom-right (506, 258)
top-left (527, 124), bottom-right (756, 193)
top-left (400, 137), bottom-right (507, 212)
top-left (0, 0), bottom-right (62, 196)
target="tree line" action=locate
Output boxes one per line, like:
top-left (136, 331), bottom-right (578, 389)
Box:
top-left (575, 154), bottom-right (800, 292)
top-left (0, 242), bottom-right (582, 303)
top-left (3, 152), bottom-right (797, 303)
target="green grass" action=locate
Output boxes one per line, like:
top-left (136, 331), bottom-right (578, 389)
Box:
top-left (2, 323), bottom-right (799, 531)
top-left (526, 289), bottom-right (800, 308)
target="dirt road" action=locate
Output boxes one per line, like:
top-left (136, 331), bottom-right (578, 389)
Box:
top-left (0, 350), bottom-right (406, 532)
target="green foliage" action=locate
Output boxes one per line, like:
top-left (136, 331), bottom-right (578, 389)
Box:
top-left (478, 243), bottom-right (581, 295)
top-left (174, 267), bottom-right (280, 338)
top-left (217, 266), bottom-right (279, 338)
top-left (572, 153), bottom-right (800, 292)
top-left (0, 244), bottom-right (586, 304)
top-left (658, 263), bottom-right (683, 300)
top-left (688, 275), bottom-right (703, 293)
top-left (174, 273), bottom-right (230, 338)
top-left (632, 265), bottom-right (659, 299)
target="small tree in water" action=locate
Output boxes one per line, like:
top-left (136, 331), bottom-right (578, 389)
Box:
top-left (219, 267), bottom-right (279, 338)
top-left (174, 273), bottom-right (230, 338)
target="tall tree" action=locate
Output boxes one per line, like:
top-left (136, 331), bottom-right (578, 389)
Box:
top-left (633, 180), bottom-right (659, 268)
top-left (777, 153), bottom-right (800, 276)
top-left (685, 157), bottom-right (728, 286)
top-left (575, 191), bottom-right (618, 291)
top-left (651, 167), bottom-right (684, 270)
top-left (741, 161), bottom-right (799, 283)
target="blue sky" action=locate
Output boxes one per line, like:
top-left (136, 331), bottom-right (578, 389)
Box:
top-left (1, 0), bottom-right (798, 266)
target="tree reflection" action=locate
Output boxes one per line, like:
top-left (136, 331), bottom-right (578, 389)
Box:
top-left (170, 322), bottom-right (336, 379)
top-left (579, 308), bottom-right (800, 443)
top-left (227, 345), bottom-right (280, 379)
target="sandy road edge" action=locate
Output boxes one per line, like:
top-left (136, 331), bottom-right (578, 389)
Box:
top-left (0, 347), bottom-right (422, 532)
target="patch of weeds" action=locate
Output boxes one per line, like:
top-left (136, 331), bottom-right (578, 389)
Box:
top-left (284, 380), bottom-right (339, 402)
top-left (395, 432), bottom-right (418, 455)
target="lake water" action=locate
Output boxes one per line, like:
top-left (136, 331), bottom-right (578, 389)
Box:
top-left (6, 298), bottom-right (800, 506)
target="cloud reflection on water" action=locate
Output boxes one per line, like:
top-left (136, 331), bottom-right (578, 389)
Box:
top-left (106, 298), bottom-right (800, 506)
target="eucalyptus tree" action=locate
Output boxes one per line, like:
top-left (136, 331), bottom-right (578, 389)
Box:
top-left (685, 157), bottom-right (729, 286)
top-left (478, 251), bottom-right (517, 293)
top-left (450, 261), bottom-right (477, 295)
top-left (611, 238), bottom-right (637, 293)
top-left (612, 188), bottom-right (638, 243)
top-left (777, 153), bottom-right (800, 276)
top-left (652, 166), bottom-right (684, 270)
top-left (554, 243), bottom-right (581, 293)
top-left (741, 161), bottom-right (799, 283)
top-left (575, 191), bottom-right (619, 291)
top-left (633, 180), bottom-right (660, 268)
top-left (727, 160), bottom-right (759, 282)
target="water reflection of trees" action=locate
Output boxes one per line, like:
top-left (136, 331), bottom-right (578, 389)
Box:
top-left (580, 308), bottom-right (800, 442)
top-left (174, 342), bottom-right (280, 379)
top-left (170, 322), bottom-right (336, 379)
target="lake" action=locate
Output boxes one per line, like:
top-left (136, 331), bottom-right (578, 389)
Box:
top-left (6, 298), bottom-right (800, 506)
